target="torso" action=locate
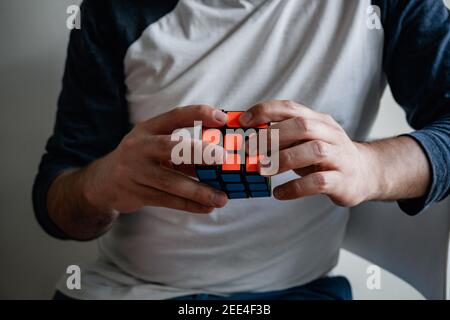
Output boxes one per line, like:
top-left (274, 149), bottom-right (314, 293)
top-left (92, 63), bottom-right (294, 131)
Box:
top-left (97, 0), bottom-right (385, 294)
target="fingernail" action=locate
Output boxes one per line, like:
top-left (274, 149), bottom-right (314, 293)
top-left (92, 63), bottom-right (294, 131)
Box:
top-left (214, 110), bottom-right (228, 123)
top-left (240, 112), bottom-right (253, 124)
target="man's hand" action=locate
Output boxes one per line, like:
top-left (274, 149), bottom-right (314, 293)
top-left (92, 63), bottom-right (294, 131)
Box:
top-left (48, 105), bottom-right (229, 240)
top-left (239, 100), bottom-right (431, 207)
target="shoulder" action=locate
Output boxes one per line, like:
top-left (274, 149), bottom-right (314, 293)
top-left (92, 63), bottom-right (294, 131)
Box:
top-left (371, 0), bottom-right (449, 26)
top-left (79, 0), bottom-right (179, 53)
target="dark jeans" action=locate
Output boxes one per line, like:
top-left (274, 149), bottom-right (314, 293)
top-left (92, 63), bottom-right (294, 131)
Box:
top-left (53, 276), bottom-right (352, 300)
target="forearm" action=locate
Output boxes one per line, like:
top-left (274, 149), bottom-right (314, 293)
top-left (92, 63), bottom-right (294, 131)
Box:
top-left (361, 135), bottom-right (431, 201)
top-left (47, 157), bottom-right (119, 241)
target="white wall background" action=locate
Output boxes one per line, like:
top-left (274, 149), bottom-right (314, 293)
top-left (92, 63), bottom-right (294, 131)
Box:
top-left (0, 0), bottom-right (448, 300)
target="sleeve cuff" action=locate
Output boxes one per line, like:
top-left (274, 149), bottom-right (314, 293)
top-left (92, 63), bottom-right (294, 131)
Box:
top-left (397, 129), bottom-right (450, 215)
top-left (32, 163), bottom-right (75, 240)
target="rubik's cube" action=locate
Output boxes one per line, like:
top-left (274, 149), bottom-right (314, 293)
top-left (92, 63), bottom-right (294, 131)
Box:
top-left (195, 111), bottom-right (272, 199)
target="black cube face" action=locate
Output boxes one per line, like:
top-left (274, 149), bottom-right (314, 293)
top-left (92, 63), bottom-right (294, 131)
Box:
top-left (195, 111), bottom-right (271, 199)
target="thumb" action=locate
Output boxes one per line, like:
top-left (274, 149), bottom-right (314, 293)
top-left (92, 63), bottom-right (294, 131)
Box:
top-left (142, 105), bottom-right (228, 134)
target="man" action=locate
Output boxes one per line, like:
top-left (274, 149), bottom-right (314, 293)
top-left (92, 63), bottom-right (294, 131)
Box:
top-left (34, 0), bottom-right (449, 300)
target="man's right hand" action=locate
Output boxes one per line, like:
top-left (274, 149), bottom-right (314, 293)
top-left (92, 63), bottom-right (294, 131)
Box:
top-left (47, 105), bottom-right (229, 240)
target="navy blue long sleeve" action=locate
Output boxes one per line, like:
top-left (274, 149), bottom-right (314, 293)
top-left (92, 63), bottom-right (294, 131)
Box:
top-left (374, 0), bottom-right (450, 214)
top-left (32, 0), bottom-right (178, 239)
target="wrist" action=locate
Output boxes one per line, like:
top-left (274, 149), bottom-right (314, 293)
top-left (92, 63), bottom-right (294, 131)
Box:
top-left (80, 154), bottom-right (120, 218)
top-left (355, 141), bottom-right (391, 201)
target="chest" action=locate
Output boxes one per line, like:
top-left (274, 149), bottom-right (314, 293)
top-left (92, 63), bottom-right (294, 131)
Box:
top-left (124, 0), bottom-right (385, 137)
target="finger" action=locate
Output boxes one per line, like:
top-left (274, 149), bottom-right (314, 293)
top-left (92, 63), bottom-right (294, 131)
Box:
top-left (273, 171), bottom-right (341, 200)
top-left (128, 135), bottom-right (227, 164)
top-left (239, 100), bottom-right (325, 127)
top-left (242, 113), bottom-right (344, 153)
top-left (135, 184), bottom-right (215, 214)
top-left (140, 165), bottom-right (229, 208)
top-left (274, 140), bottom-right (336, 174)
top-left (271, 117), bottom-right (345, 149)
top-left (141, 105), bottom-right (228, 134)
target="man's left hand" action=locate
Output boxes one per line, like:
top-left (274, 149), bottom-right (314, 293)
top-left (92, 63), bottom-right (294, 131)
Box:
top-left (239, 100), bottom-right (383, 207)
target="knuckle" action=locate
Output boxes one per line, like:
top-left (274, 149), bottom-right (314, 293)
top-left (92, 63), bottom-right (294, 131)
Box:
top-left (313, 173), bottom-right (328, 192)
top-left (256, 102), bottom-right (271, 114)
top-left (173, 106), bottom-right (183, 113)
top-left (321, 113), bottom-right (334, 123)
top-left (133, 122), bottom-right (144, 132)
top-left (322, 114), bottom-right (345, 132)
top-left (281, 100), bottom-right (298, 110)
top-left (121, 135), bottom-right (137, 151)
top-left (337, 126), bottom-right (348, 137)
top-left (169, 106), bottom-right (183, 117)
top-left (281, 149), bottom-right (295, 167)
top-left (195, 104), bottom-right (212, 116)
top-left (135, 121), bottom-right (152, 135)
top-left (313, 140), bottom-right (329, 157)
top-left (326, 115), bottom-right (336, 124)
top-left (294, 116), bottom-right (310, 132)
